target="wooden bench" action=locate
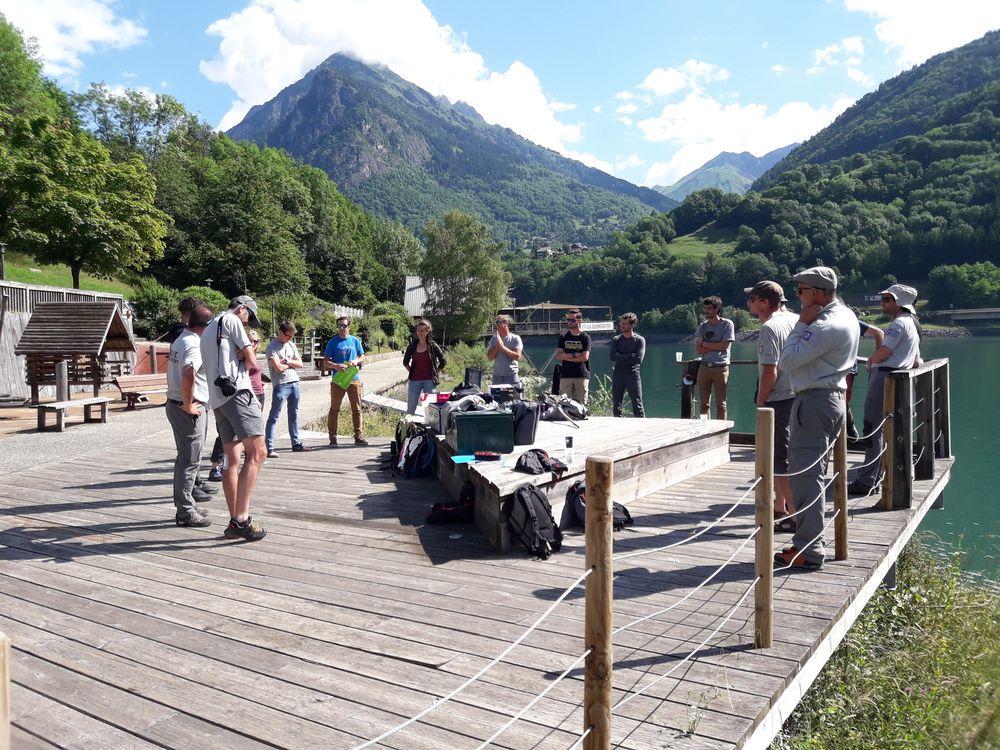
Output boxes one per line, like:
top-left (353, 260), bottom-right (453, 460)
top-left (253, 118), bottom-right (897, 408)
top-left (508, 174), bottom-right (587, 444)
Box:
top-left (113, 374), bottom-right (168, 409)
top-left (36, 396), bottom-right (112, 432)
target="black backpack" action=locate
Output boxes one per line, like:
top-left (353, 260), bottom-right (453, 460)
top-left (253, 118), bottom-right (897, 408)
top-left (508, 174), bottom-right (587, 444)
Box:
top-left (393, 423), bottom-right (437, 478)
top-left (507, 484), bottom-right (563, 559)
top-left (427, 481), bottom-right (475, 524)
top-left (561, 479), bottom-right (634, 532)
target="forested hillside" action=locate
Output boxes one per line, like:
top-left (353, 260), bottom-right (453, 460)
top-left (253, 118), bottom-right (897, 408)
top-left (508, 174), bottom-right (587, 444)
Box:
top-left (655, 144), bottom-right (795, 202)
top-left (228, 53), bottom-right (675, 246)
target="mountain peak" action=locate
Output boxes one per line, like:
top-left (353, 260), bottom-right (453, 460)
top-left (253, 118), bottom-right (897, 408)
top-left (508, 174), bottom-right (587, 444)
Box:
top-left (655, 144), bottom-right (797, 202)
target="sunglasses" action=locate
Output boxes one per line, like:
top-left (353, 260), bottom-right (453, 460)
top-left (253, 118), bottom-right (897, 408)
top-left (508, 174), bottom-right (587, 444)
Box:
top-left (796, 286), bottom-right (818, 296)
top-left (337, 324), bottom-right (349, 329)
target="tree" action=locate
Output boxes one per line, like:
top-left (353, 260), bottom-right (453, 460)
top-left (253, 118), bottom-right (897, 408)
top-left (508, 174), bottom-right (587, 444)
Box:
top-left (420, 210), bottom-right (510, 342)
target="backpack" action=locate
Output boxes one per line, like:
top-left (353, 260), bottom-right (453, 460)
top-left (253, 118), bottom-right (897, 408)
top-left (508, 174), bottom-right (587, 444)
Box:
top-left (393, 423), bottom-right (437, 478)
top-left (507, 483), bottom-right (563, 559)
top-left (427, 481), bottom-right (475, 524)
top-left (561, 479), bottom-right (634, 532)
top-left (514, 448), bottom-right (567, 478)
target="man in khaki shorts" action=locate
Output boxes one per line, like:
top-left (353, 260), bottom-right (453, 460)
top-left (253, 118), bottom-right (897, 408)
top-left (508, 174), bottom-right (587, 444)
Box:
top-left (201, 295), bottom-right (268, 541)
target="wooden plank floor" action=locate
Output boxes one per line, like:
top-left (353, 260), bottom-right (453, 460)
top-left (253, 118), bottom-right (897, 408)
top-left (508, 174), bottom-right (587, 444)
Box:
top-left (0, 427), bottom-right (951, 749)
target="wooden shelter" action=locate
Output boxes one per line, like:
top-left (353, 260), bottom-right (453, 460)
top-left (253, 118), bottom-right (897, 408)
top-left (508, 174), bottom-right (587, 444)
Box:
top-left (493, 301), bottom-right (614, 336)
top-left (14, 302), bottom-right (135, 404)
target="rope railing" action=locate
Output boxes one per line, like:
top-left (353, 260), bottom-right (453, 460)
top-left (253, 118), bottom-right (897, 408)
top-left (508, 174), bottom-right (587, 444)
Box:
top-left (568, 726), bottom-right (592, 749)
top-left (772, 474), bottom-right (838, 525)
top-left (350, 567), bottom-right (594, 749)
top-left (852, 414), bottom-right (892, 441)
top-left (849, 445), bottom-right (887, 474)
top-left (774, 439), bottom-right (836, 478)
top-left (912, 445), bottom-right (926, 468)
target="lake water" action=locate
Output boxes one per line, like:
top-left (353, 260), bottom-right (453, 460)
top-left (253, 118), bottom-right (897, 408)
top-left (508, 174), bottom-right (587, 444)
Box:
top-left (523, 336), bottom-right (999, 575)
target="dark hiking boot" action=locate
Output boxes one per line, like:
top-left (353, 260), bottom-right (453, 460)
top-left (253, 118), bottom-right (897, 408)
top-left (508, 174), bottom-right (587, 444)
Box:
top-left (192, 487), bottom-right (214, 503)
top-left (176, 510), bottom-right (211, 528)
top-left (354, 437), bottom-right (369, 446)
top-left (774, 546), bottom-right (823, 571)
top-left (847, 480), bottom-right (875, 496)
top-left (224, 517), bottom-right (267, 542)
top-left (292, 443), bottom-right (312, 452)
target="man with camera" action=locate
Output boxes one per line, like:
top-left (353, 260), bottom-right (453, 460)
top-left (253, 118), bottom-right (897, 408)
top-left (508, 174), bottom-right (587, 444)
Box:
top-left (200, 295), bottom-right (268, 542)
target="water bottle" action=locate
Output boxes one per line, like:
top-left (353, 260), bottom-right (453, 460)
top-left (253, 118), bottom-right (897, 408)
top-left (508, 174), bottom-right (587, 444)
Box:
top-left (564, 436), bottom-right (575, 464)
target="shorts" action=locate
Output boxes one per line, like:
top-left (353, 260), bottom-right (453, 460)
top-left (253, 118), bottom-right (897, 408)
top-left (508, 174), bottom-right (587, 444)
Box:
top-left (214, 390), bottom-right (265, 443)
top-left (768, 397), bottom-right (794, 473)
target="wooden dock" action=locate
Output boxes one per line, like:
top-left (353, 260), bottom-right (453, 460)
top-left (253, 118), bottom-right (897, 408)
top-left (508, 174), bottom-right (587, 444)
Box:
top-left (0, 418), bottom-right (951, 749)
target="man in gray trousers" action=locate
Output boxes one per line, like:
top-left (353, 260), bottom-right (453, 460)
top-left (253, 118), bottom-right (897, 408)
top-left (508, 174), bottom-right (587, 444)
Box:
top-left (776, 267), bottom-right (860, 570)
top-left (610, 312), bottom-right (645, 417)
top-left (165, 304), bottom-right (214, 527)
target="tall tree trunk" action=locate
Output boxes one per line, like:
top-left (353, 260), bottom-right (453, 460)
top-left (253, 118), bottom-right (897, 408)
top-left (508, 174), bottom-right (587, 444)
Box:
top-left (71, 262), bottom-right (81, 289)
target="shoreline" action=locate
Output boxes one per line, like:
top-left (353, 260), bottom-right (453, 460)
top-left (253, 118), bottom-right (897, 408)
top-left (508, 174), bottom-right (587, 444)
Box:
top-left (581, 326), bottom-right (982, 346)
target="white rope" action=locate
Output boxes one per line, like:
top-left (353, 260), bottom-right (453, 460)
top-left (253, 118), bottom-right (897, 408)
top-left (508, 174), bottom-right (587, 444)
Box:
top-left (475, 649), bottom-right (592, 749)
top-left (568, 726), bottom-right (592, 750)
top-left (614, 477), bottom-right (761, 562)
top-left (850, 445), bottom-right (887, 473)
top-left (612, 577), bottom-right (759, 711)
top-left (613, 527), bottom-right (759, 636)
top-left (912, 398), bottom-right (925, 408)
top-left (774, 509), bottom-right (840, 572)
top-left (775, 473), bottom-right (837, 524)
top-left (912, 445), bottom-right (926, 467)
top-left (911, 418), bottom-right (929, 433)
top-left (350, 567), bottom-right (593, 749)
top-left (852, 414), bottom-right (891, 441)
top-left (775, 438), bottom-right (835, 477)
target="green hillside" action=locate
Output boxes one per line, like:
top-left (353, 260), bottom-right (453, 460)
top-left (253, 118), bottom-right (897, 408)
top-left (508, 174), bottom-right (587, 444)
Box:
top-left (667, 223), bottom-right (738, 259)
top-left (5, 252), bottom-right (135, 296)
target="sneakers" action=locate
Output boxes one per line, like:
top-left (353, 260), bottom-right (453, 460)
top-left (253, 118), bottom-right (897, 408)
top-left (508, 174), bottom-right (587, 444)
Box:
top-left (847, 480), bottom-right (875, 496)
top-left (329, 437), bottom-right (338, 447)
top-left (176, 510), bottom-right (211, 527)
top-left (224, 517), bottom-right (267, 542)
top-left (774, 546), bottom-right (823, 571)
top-left (192, 487), bottom-right (214, 503)
top-left (195, 481), bottom-right (218, 494)
top-left (266, 449), bottom-right (280, 458)
top-left (354, 437), bottom-right (369, 446)
top-left (292, 443), bottom-right (312, 452)
top-left (208, 466), bottom-right (223, 482)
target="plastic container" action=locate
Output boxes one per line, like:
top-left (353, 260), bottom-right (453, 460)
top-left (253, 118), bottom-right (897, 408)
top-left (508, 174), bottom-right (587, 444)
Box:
top-left (446, 410), bottom-right (515, 454)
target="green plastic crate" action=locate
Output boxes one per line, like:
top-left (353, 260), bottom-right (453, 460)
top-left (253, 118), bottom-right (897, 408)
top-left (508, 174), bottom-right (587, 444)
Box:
top-left (446, 410), bottom-right (515, 454)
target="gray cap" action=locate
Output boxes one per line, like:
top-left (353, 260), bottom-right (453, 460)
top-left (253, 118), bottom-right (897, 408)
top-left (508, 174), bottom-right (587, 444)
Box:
top-left (229, 295), bottom-right (262, 328)
top-left (792, 266), bottom-right (838, 291)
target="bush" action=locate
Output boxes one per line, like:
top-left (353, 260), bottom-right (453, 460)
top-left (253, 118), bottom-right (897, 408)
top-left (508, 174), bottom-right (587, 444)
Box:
top-left (130, 279), bottom-right (177, 338)
top-left (179, 285), bottom-right (228, 314)
top-left (729, 307), bottom-right (755, 332)
top-left (441, 342), bottom-right (492, 385)
top-left (928, 262), bottom-right (1000, 308)
top-left (664, 303), bottom-right (700, 333)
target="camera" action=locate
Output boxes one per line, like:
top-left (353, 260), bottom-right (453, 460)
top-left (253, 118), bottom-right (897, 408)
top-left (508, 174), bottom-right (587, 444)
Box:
top-left (214, 375), bottom-right (238, 397)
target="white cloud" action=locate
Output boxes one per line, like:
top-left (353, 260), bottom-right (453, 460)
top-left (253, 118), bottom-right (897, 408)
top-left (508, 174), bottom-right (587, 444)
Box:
top-left (617, 115), bottom-right (633, 128)
top-left (807, 36), bottom-right (875, 87)
top-left (846, 67), bottom-right (872, 86)
top-left (841, 36), bottom-right (865, 54)
top-left (615, 153), bottom-right (643, 171)
top-left (550, 100), bottom-right (577, 112)
top-left (771, 64), bottom-right (788, 75)
top-left (0, 0), bottom-right (147, 78)
top-left (638, 59), bottom-right (729, 97)
top-left (160, 80), bottom-right (170, 89)
top-left (806, 65), bottom-right (824, 76)
top-left (615, 102), bottom-right (638, 115)
top-left (591, 104), bottom-right (602, 113)
top-left (812, 43), bottom-right (842, 67)
top-left (843, 0), bottom-right (1000, 68)
top-left (639, 92), bottom-right (855, 186)
top-left (200, 0), bottom-right (583, 156)
top-left (613, 90), bottom-right (635, 100)
top-left (564, 150), bottom-right (614, 174)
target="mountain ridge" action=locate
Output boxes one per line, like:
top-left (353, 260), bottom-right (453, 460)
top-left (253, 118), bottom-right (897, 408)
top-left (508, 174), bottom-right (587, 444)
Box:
top-left (654, 144), bottom-right (796, 201)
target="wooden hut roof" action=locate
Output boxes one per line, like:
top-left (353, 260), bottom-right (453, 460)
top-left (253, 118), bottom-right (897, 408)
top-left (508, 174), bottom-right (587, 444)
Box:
top-left (14, 302), bottom-right (136, 356)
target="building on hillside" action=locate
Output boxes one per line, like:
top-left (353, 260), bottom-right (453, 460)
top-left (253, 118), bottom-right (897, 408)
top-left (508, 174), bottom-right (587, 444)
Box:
top-left (532, 246), bottom-right (553, 260)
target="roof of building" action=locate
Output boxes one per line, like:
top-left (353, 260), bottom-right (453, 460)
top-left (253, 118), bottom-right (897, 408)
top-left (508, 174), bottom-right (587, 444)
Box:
top-left (14, 302), bottom-right (136, 356)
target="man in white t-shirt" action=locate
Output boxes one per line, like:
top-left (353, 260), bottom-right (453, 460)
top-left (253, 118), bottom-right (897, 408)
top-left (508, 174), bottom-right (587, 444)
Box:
top-left (165, 305), bottom-right (214, 527)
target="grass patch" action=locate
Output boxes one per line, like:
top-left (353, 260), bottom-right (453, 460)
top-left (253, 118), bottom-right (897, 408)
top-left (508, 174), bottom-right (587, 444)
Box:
top-left (773, 537), bottom-right (999, 749)
top-left (4, 252), bottom-right (136, 296)
top-left (668, 222), bottom-right (738, 260)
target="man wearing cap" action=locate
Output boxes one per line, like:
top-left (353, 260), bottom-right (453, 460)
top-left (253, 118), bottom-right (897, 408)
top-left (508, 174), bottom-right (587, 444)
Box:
top-left (776, 267), bottom-right (860, 570)
top-left (200, 295), bottom-right (268, 542)
top-left (849, 284), bottom-right (922, 495)
top-left (746, 281), bottom-right (797, 524)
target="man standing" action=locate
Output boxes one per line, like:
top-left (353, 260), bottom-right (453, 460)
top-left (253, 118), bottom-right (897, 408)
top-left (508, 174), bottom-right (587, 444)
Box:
top-left (746, 281), bottom-right (797, 523)
top-left (555, 309), bottom-right (591, 404)
top-left (201, 295), bottom-right (268, 542)
top-left (487, 314), bottom-right (523, 387)
top-left (166, 296), bottom-right (203, 344)
top-left (324, 316), bottom-right (367, 446)
top-left (165, 304), bottom-right (214, 527)
top-left (776, 267), bottom-right (860, 570)
top-left (849, 284), bottom-right (922, 495)
top-left (264, 320), bottom-right (311, 458)
top-left (695, 296), bottom-right (735, 419)
top-left (610, 312), bottom-right (645, 417)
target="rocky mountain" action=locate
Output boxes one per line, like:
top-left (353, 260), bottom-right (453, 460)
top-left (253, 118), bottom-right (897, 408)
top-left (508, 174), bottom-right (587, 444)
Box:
top-left (228, 53), bottom-right (675, 246)
top-left (654, 144), bottom-right (796, 201)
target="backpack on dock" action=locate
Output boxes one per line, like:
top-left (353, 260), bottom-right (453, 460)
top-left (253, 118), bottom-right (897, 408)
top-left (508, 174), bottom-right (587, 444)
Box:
top-left (507, 483), bottom-right (563, 559)
top-left (561, 479), bottom-right (633, 532)
top-left (389, 421), bottom-right (437, 478)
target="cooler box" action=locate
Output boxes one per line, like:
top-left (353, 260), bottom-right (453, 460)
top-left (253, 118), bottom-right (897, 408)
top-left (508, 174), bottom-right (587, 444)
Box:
top-left (446, 410), bottom-right (515, 454)
top-left (425, 403), bottom-right (447, 433)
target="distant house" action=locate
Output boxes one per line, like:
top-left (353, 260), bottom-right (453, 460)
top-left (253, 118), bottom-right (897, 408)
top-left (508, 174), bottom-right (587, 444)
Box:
top-left (533, 246), bottom-right (553, 260)
top-left (404, 275), bottom-right (433, 318)
top-left (566, 242), bottom-right (586, 254)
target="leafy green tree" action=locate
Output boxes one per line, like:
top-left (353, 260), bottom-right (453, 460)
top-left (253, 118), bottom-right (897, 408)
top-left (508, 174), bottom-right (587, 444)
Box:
top-left (179, 285), bottom-right (228, 313)
top-left (421, 210), bottom-right (510, 342)
top-left (928, 262), bottom-right (1000, 307)
top-left (0, 17), bottom-right (66, 119)
top-left (131, 278), bottom-right (178, 337)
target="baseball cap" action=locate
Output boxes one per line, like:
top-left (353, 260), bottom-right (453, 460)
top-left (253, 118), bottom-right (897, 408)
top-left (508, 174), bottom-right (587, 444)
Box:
top-left (880, 284), bottom-right (918, 314)
top-left (230, 295), bottom-right (262, 328)
top-left (792, 266), bottom-right (838, 291)
top-left (743, 280), bottom-right (787, 304)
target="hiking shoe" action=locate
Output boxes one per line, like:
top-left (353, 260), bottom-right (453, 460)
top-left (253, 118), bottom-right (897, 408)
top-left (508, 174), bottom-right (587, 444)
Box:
top-left (192, 487), bottom-right (213, 503)
top-left (208, 466), bottom-right (223, 482)
top-left (329, 437), bottom-right (338, 447)
top-left (354, 437), bottom-right (369, 446)
top-left (176, 510), bottom-right (212, 528)
top-left (774, 546), bottom-right (823, 571)
top-left (266, 449), bottom-right (280, 458)
top-left (847, 480), bottom-right (875, 496)
top-left (224, 517), bottom-right (267, 542)
top-left (195, 481), bottom-right (218, 494)
top-left (292, 443), bottom-right (312, 452)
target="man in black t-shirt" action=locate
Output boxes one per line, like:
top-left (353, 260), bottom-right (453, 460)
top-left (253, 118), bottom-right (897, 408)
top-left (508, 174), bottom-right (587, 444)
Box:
top-left (555, 309), bottom-right (592, 404)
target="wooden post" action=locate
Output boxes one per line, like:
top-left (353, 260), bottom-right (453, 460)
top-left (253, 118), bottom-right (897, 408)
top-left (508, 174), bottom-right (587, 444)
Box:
top-left (584, 456), bottom-right (614, 750)
top-left (55, 359), bottom-right (68, 403)
top-left (754, 408), bottom-right (774, 648)
top-left (0, 631), bottom-right (9, 750)
top-left (889, 374), bottom-right (914, 510)
top-left (933, 361), bottom-right (951, 459)
top-left (148, 344), bottom-right (158, 374)
top-left (834, 419), bottom-right (848, 560)
top-left (680, 381), bottom-right (694, 419)
top-left (913, 371), bottom-right (935, 481)
top-left (881, 375), bottom-right (896, 512)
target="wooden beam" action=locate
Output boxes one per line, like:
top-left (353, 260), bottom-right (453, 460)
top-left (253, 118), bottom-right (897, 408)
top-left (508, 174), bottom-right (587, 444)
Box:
top-left (584, 455), bottom-right (613, 750)
top-left (754, 408), bottom-right (774, 648)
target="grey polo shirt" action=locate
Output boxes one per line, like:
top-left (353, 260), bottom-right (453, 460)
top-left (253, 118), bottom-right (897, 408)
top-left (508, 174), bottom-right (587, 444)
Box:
top-left (266, 339), bottom-right (301, 385)
top-left (757, 310), bottom-right (797, 402)
top-left (200, 312), bottom-right (252, 408)
top-left (696, 318), bottom-right (735, 365)
top-left (778, 301), bottom-right (860, 393)
top-left (882, 314), bottom-right (920, 369)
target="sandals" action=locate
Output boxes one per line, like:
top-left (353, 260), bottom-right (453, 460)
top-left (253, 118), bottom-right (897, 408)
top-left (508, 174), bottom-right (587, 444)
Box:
top-left (773, 512), bottom-right (796, 533)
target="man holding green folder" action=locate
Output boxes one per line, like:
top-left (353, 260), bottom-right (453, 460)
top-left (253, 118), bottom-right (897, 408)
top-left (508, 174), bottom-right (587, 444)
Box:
top-left (324, 316), bottom-right (368, 446)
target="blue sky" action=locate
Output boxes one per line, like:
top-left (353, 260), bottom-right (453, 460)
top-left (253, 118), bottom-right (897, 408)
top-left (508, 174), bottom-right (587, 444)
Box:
top-left (3, 0), bottom-right (998, 186)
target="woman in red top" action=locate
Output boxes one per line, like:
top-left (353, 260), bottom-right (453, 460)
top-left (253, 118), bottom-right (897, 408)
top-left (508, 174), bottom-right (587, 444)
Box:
top-left (247, 330), bottom-right (266, 411)
top-left (402, 319), bottom-right (447, 414)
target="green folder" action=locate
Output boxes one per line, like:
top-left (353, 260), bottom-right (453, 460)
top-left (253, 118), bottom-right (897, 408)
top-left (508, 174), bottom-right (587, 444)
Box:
top-left (332, 364), bottom-right (359, 389)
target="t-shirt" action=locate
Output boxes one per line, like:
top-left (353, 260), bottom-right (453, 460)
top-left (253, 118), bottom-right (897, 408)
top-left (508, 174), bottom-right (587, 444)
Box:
top-left (491, 333), bottom-right (523, 381)
top-left (610, 333), bottom-right (645, 374)
top-left (266, 339), bottom-right (301, 386)
top-left (200, 312), bottom-right (253, 408)
top-left (165, 322), bottom-right (186, 345)
top-left (558, 331), bottom-right (591, 378)
top-left (167, 329), bottom-right (209, 404)
top-left (324, 335), bottom-right (364, 382)
top-left (409, 349), bottom-right (434, 381)
top-left (882, 314), bottom-right (921, 369)
top-left (779, 301), bottom-right (860, 393)
top-left (696, 318), bottom-right (735, 365)
top-left (850, 321), bottom-right (871, 376)
top-left (757, 310), bottom-right (797, 402)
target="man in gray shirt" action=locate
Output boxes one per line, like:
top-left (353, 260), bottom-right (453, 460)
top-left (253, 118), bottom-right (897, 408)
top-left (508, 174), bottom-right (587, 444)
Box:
top-left (488, 314), bottom-right (523, 386)
top-left (850, 284), bottom-right (922, 494)
top-left (776, 267), bottom-right (860, 571)
top-left (610, 311), bottom-right (645, 417)
top-left (264, 319), bottom-right (311, 457)
top-left (695, 295), bottom-right (735, 419)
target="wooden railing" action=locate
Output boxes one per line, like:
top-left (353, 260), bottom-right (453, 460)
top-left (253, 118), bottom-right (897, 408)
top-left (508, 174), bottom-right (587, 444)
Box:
top-left (0, 280), bottom-right (125, 314)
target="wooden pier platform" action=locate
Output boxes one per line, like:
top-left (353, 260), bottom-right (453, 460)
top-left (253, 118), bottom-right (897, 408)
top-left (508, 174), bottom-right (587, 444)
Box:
top-left (0, 424), bottom-right (951, 749)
